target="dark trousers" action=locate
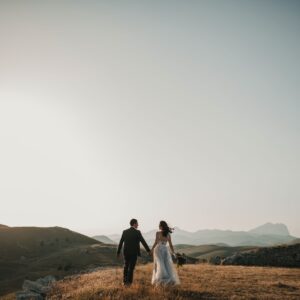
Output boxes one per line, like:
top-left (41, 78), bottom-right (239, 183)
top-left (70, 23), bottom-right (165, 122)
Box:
top-left (123, 254), bottom-right (137, 284)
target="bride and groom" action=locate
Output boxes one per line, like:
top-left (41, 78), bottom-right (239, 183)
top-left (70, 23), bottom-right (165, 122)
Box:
top-left (117, 218), bottom-right (180, 286)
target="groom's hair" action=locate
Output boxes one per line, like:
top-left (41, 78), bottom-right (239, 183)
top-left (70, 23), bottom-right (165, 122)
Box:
top-left (130, 219), bottom-right (138, 226)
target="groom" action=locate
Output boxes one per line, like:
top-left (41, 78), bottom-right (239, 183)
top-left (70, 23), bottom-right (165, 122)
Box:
top-left (117, 218), bottom-right (151, 286)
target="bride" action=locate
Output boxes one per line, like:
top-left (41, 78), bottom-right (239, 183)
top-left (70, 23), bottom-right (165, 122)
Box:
top-left (150, 220), bottom-right (180, 285)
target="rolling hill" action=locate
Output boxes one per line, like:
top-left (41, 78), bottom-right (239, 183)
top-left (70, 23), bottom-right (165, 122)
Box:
top-left (174, 244), bottom-right (257, 260)
top-left (0, 225), bottom-right (120, 296)
top-left (222, 243), bottom-right (300, 267)
top-left (175, 243), bottom-right (300, 268)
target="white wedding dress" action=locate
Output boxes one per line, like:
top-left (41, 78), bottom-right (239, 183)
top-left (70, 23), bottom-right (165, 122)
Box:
top-left (151, 234), bottom-right (180, 285)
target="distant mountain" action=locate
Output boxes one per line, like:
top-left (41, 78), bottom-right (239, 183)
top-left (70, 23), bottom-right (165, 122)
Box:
top-left (249, 223), bottom-right (289, 236)
top-left (92, 235), bottom-right (116, 244)
top-left (108, 223), bottom-right (297, 247)
top-left (0, 226), bottom-right (120, 296)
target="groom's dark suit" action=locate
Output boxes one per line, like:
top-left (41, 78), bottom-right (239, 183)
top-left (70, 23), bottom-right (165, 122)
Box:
top-left (117, 227), bottom-right (150, 285)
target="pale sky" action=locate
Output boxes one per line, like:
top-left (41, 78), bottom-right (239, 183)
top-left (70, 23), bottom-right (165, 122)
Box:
top-left (1, 0), bottom-right (299, 237)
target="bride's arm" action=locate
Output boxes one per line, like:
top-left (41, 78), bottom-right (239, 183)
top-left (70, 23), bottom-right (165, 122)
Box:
top-left (150, 232), bottom-right (159, 254)
top-left (167, 234), bottom-right (175, 255)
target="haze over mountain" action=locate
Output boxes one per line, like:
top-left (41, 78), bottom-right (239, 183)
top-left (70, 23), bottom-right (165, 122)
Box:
top-left (92, 235), bottom-right (116, 244)
top-left (249, 222), bottom-right (290, 236)
top-left (107, 223), bottom-right (297, 247)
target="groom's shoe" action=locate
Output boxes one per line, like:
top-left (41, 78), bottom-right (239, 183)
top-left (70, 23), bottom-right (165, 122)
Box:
top-left (122, 282), bottom-right (131, 287)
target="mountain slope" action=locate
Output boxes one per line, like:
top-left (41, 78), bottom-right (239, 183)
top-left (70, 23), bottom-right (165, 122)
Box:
top-left (174, 244), bottom-right (257, 260)
top-left (249, 222), bottom-right (290, 236)
top-left (0, 226), bottom-right (101, 259)
top-left (0, 226), bottom-right (120, 296)
top-left (222, 244), bottom-right (300, 267)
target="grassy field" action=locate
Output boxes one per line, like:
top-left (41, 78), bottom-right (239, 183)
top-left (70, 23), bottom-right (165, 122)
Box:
top-left (45, 264), bottom-right (300, 300)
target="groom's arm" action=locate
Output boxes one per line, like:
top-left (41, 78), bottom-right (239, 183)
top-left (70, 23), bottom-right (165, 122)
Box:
top-left (117, 231), bottom-right (125, 256)
top-left (138, 231), bottom-right (150, 253)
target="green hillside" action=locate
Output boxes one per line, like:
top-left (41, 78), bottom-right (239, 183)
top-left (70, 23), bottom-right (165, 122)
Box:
top-left (175, 244), bottom-right (257, 260)
top-left (0, 226), bottom-right (120, 296)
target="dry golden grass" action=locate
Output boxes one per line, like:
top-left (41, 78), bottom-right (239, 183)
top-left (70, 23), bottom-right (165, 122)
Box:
top-left (0, 293), bottom-right (15, 300)
top-left (48, 264), bottom-right (300, 299)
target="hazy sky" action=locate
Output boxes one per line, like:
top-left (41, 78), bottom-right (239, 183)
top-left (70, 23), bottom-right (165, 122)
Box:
top-left (1, 0), bottom-right (299, 236)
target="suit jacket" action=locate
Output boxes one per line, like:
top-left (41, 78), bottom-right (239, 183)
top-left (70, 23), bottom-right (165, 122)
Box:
top-left (117, 227), bottom-right (150, 256)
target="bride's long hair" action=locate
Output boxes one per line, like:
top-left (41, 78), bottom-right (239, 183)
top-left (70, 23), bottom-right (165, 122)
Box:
top-left (159, 220), bottom-right (173, 237)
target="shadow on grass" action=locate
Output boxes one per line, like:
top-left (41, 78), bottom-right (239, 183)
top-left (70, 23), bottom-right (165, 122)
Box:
top-left (274, 282), bottom-right (298, 291)
top-left (171, 289), bottom-right (218, 299)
